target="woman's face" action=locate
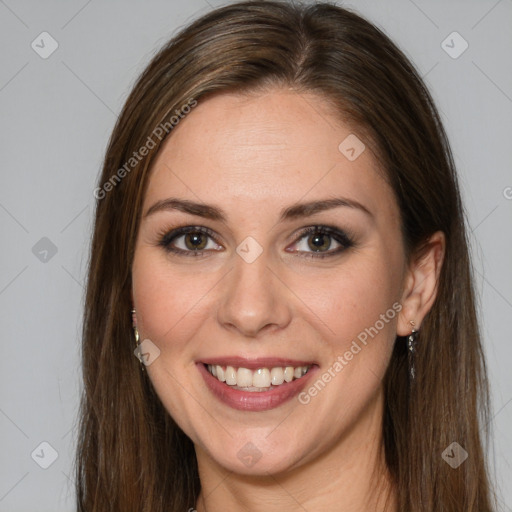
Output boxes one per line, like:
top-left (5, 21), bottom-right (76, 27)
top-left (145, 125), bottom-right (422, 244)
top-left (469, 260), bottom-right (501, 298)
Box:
top-left (132, 88), bottom-right (409, 475)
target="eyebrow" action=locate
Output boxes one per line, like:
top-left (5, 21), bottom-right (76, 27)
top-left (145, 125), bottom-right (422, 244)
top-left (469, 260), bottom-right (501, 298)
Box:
top-left (144, 197), bottom-right (373, 222)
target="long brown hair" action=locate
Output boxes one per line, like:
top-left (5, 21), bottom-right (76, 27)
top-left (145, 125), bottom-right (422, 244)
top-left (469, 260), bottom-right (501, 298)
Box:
top-left (75, 2), bottom-right (497, 510)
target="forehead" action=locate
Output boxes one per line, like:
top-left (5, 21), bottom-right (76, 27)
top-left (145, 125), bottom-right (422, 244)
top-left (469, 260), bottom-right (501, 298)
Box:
top-left (144, 89), bottom-right (397, 223)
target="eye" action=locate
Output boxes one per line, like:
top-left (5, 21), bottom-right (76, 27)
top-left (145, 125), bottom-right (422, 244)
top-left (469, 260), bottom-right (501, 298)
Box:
top-left (158, 226), bottom-right (222, 257)
top-left (287, 226), bottom-right (354, 258)
top-left (157, 224), bottom-right (354, 259)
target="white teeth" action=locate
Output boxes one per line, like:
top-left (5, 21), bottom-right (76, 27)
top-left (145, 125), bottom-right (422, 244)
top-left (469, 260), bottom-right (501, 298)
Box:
top-left (253, 368), bottom-right (270, 388)
top-left (225, 366), bottom-right (237, 385)
top-left (216, 365), bottom-right (225, 382)
top-left (206, 364), bottom-right (311, 389)
top-left (270, 367), bottom-right (284, 385)
top-left (237, 367), bottom-right (253, 387)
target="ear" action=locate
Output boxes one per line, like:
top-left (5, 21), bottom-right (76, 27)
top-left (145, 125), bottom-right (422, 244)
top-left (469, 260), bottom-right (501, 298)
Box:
top-left (397, 231), bottom-right (446, 336)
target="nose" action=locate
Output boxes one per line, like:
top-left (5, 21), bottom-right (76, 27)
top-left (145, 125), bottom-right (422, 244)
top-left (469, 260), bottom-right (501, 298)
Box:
top-left (216, 248), bottom-right (292, 338)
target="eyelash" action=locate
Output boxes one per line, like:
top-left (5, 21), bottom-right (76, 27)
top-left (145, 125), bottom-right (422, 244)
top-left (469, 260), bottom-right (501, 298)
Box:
top-left (157, 225), bottom-right (355, 259)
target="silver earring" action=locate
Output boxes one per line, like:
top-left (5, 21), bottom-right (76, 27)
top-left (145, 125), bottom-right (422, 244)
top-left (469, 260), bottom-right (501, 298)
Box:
top-left (407, 320), bottom-right (418, 380)
top-left (132, 308), bottom-right (145, 372)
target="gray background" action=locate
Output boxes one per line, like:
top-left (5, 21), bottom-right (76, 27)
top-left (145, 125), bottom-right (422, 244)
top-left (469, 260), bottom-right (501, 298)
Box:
top-left (0, 0), bottom-right (511, 510)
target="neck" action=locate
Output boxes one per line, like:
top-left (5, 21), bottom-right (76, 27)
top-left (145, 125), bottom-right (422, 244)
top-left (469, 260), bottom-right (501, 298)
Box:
top-left (194, 387), bottom-right (397, 512)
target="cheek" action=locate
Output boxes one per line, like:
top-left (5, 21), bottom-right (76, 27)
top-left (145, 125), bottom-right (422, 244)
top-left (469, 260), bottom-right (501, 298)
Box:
top-left (133, 238), bottom-right (404, 356)
top-left (302, 257), bottom-right (401, 342)
top-left (295, 252), bottom-right (403, 405)
top-left (131, 247), bottom-right (221, 354)
top-left (293, 262), bottom-right (401, 426)
top-left (131, 248), bottom-right (217, 432)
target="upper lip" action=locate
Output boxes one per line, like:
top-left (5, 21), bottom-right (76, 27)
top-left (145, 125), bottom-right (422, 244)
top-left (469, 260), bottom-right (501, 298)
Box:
top-left (199, 356), bottom-right (316, 370)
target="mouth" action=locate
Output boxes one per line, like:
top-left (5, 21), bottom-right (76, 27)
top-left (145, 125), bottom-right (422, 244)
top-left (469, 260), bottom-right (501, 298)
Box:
top-left (204, 363), bottom-right (312, 391)
top-left (197, 358), bottom-right (318, 411)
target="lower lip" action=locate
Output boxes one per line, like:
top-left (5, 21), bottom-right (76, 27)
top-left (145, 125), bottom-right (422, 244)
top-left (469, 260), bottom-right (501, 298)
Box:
top-left (197, 363), bottom-right (318, 412)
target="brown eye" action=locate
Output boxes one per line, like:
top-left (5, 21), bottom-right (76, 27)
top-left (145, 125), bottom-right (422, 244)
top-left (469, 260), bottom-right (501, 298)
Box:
top-left (184, 232), bottom-right (208, 250)
top-left (159, 226), bottom-right (222, 257)
top-left (287, 226), bottom-right (355, 259)
top-left (307, 232), bottom-right (332, 252)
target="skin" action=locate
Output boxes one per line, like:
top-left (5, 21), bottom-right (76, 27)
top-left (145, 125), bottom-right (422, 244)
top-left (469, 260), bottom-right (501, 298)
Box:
top-left (131, 88), bottom-right (445, 511)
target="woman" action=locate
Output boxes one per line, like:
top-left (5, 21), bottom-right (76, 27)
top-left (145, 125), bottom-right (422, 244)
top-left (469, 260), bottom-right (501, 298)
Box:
top-left (76, 1), bottom-right (497, 511)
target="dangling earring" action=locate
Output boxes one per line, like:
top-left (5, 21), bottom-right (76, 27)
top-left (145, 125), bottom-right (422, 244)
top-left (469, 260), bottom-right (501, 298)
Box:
top-left (132, 308), bottom-right (145, 372)
top-left (407, 320), bottom-right (418, 380)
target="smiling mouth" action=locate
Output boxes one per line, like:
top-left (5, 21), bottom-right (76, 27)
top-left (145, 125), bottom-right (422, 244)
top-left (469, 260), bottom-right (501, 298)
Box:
top-left (204, 363), bottom-right (312, 391)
